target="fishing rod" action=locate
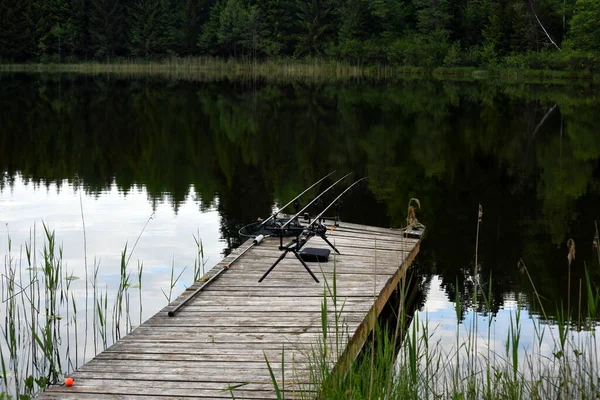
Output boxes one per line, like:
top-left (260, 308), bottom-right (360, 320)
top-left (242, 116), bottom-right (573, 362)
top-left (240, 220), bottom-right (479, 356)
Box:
top-left (168, 235), bottom-right (266, 317)
top-left (307, 177), bottom-right (368, 231)
top-left (280, 172), bottom-right (353, 230)
top-left (256, 171), bottom-right (336, 230)
top-left (259, 177), bottom-right (367, 283)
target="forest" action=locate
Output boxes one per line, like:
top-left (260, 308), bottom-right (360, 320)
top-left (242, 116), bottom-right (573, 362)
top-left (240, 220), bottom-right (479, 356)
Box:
top-left (0, 0), bottom-right (598, 70)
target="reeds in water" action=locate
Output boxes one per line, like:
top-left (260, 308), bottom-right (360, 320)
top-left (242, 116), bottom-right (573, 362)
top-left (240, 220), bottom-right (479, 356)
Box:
top-left (0, 222), bottom-right (209, 399)
top-left (269, 210), bottom-right (600, 399)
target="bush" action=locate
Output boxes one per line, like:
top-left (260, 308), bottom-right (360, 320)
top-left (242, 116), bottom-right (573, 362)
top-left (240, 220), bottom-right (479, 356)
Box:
top-left (39, 54), bottom-right (61, 64)
top-left (443, 41), bottom-right (462, 67)
top-left (387, 32), bottom-right (450, 68)
top-left (500, 49), bottom-right (599, 72)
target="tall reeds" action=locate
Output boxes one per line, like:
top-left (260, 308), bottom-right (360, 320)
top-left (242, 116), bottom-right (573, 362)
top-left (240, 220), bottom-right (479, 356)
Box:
top-left (0, 222), bottom-right (210, 399)
top-left (1, 58), bottom-right (595, 83)
top-left (286, 208), bottom-right (600, 399)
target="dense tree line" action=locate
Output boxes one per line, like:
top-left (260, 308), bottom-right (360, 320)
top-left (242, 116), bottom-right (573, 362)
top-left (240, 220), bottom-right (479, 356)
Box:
top-left (0, 0), bottom-right (598, 68)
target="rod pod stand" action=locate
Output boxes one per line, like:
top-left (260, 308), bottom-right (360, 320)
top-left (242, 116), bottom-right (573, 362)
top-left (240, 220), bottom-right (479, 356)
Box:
top-left (259, 224), bottom-right (340, 283)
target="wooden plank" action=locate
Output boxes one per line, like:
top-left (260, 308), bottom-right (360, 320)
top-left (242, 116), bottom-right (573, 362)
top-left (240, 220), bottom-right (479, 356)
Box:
top-left (93, 352), bottom-right (310, 363)
top-left (68, 371), bottom-right (310, 385)
top-left (103, 341), bottom-right (335, 353)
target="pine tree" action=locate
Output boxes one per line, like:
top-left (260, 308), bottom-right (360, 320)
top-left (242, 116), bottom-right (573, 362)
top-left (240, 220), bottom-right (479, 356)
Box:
top-left (0, 0), bottom-right (35, 61)
top-left (338, 0), bottom-right (371, 43)
top-left (32, 0), bottom-right (74, 60)
top-left (89, 0), bottom-right (126, 60)
top-left (294, 0), bottom-right (331, 56)
top-left (72, 0), bottom-right (91, 59)
top-left (182, 0), bottom-right (214, 55)
top-left (483, 1), bottom-right (514, 54)
top-left (461, 0), bottom-right (489, 47)
top-left (217, 0), bottom-right (251, 56)
top-left (258, 0), bottom-right (294, 55)
top-left (414, 0), bottom-right (451, 34)
top-left (198, 0), bottom-right (224, 53)
top-left (509, 0), bottom-right (535, 53)
top-left (199, 0), bottom-right (267, 56)
top-left (369, 0), bottom-right (408, 40)
top-left (128, 0), bottom-right (175, 56)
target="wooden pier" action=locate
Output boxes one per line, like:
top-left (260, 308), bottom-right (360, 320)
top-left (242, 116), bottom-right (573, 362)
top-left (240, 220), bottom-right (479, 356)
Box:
top-left (39, 221), bottom-right (423, 399)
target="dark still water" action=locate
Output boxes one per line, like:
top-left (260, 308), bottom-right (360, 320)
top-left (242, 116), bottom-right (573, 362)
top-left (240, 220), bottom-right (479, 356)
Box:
top-left (0, 73), bottom-right (599, 392)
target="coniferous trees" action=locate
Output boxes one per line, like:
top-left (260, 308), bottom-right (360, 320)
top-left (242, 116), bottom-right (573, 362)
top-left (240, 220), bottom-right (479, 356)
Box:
top-left (89, 0), bottom-right (126, 60)
top-left (258, 0), bottom-right (293, 55)
top-left (294, 0), bottom-right (331, 56)
top-left (182, 0), bottom-right (213, 54)
top-left (0, 0), bottom-right (597, 69)
top-left (72, 0), bottom-right (91, 59)
top-left (128, 0), bottom-right (175, 56)
top-left (0, 0), bottom-right (35, 61)
top-left (33, 0), bottom-right (74, 60)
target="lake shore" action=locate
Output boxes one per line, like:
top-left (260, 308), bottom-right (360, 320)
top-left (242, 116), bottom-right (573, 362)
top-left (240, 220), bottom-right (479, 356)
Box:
top-left (1, 58), bottom-right (597, 83)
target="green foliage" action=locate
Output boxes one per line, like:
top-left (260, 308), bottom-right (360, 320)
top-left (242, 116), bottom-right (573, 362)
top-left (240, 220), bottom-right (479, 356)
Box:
top-left (414, 0), bottom-right (450, 34)
top-left (294, 0), bottom-right (332, 56)
top-left (128, 0), bottom-right (176, 56)
top-left (71, 0), bottom-right (91, 60)
top-left (443, 41), bottom-right (462, 67)
top-left (567, 0), bottom-right (600, 52)
top-left (32, 0), bottom-right (75, 60)
top-left (89, 0), bottom-right (126, 60)
top-left (337, 0), bottom-right (371, 43)
top-left (461, 0), bottom-right (490, 48)
top-left (182, 0), bottom-right (203, 55)
top-left (258, 0), bottom-right (294, 55)
top-left (370, 0), bottom-right (409, 40)
top-left (388, 31), bottom-right (451, 68)
top-left (0, 0), bottom-right (35, 61)
top-left (0, 0), bottom-right (597, 67)
top-left (199, 0), bottom-right (266, 57)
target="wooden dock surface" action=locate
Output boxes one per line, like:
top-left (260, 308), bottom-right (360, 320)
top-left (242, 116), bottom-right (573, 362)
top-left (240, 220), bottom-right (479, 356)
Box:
top-left (39, 221), bottom-right (423, 399)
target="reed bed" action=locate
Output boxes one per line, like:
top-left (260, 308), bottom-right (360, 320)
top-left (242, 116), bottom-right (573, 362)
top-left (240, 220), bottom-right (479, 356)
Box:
top-left (0, 58), bottom-right (596, 83)
top-left (0, 58), bottom-right (384, 83)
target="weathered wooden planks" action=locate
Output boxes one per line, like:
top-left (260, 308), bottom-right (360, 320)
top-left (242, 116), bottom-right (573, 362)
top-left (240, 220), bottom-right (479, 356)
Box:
top-left (38, 220), bottom-right (423, 399)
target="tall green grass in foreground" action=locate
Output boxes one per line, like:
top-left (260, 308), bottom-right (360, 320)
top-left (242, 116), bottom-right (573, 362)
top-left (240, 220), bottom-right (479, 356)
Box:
top-left (266, 218), bottom-right (600, 399)
top-left (0, 222), bottom-right (207, 399)
top-left (309, 271), bottom-right (599, 400)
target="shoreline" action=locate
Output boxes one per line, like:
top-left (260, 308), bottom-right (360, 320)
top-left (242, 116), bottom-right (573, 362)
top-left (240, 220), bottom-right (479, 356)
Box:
top-left (1, 58), bottom-right (597, 83)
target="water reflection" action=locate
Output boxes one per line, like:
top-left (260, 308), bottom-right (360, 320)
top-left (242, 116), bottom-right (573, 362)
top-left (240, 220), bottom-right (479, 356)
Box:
top-left (418, 275), bottom-right (600, 384)
top-left (0, 176), bottom-right (224, 312)
top-left (1, 73), bottom-right (599, 322)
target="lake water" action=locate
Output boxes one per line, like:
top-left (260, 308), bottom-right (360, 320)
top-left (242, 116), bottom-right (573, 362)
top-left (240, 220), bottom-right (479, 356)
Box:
top-left (1, 73), bottom-right (599, 395)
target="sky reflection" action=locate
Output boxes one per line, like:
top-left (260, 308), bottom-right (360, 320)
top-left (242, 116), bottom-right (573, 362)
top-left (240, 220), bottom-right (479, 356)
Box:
top-left (418, 275), bottom-right (600, 377)
top-left (0, 175), bottom-right (225, 329)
